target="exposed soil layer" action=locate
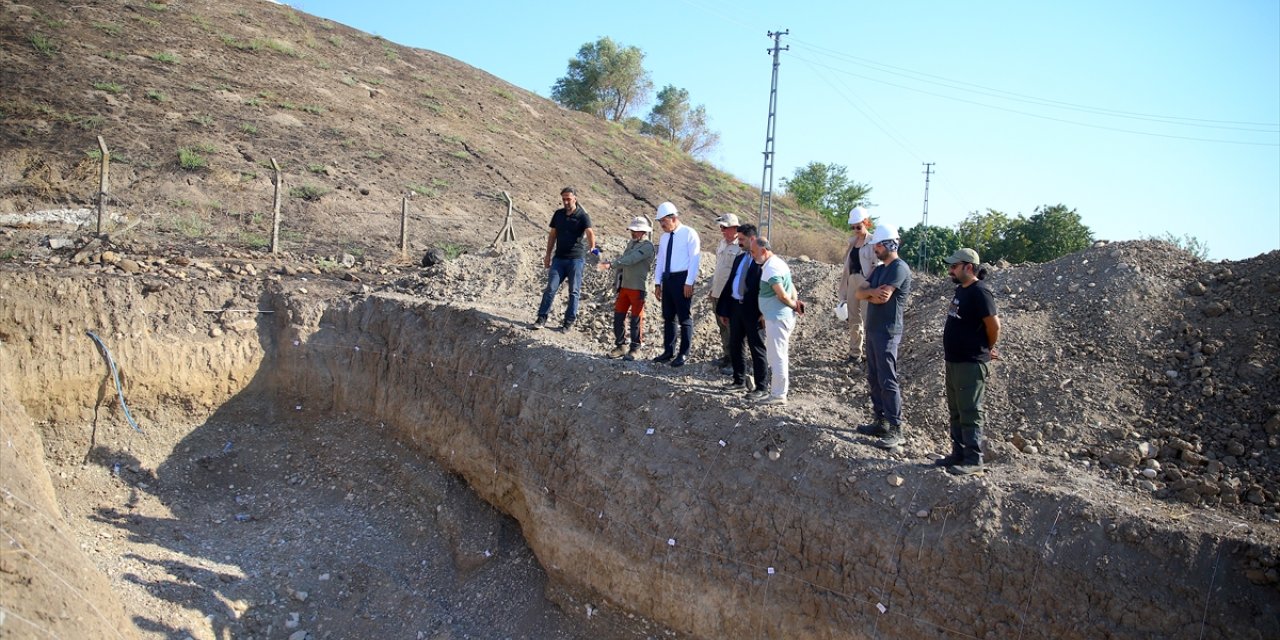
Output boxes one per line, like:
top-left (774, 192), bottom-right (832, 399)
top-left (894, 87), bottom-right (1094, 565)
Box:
top-left (2, 249), bottom-right (1277, 639)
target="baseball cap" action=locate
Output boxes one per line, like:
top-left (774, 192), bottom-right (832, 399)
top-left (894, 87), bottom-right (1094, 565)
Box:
top-left (944, 248), bottom-right (981, 265)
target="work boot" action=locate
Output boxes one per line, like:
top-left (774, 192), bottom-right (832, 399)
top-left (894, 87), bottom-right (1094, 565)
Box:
top-left (933, 432), bottom-right (964, 467)
top-left (653, 352), bottom-right (674, 364)
top-left (670, 354), bottom-right (686, 367)
top-left (947, 452), bottom-right (985, 475)
top-left (856, 417), bottom-right (889, 437)
top-left (876, 424), bottom-right (905, 449)
top-left (531, 316), bottom-right (547, 330)
top-left (607, 344), bottom-right (628, 359)
top-left (624, 345), bottom-right (641, 361)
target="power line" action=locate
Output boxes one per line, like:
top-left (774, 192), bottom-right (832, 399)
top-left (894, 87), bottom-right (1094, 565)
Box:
top-left (788, 39), bottom-right (1280, 131)
top-left (789, 53), bottom-right (1280, 147)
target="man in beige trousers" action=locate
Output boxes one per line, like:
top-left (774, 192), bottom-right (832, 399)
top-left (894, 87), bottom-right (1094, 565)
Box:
top-left (836, 206), bottom-right (880, 363)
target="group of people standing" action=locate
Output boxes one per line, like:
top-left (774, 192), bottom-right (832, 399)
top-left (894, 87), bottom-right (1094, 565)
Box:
top-left (531, 188), bottom-right (999, 475)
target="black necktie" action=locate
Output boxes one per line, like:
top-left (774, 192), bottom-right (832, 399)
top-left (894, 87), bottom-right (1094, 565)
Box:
top-left (664, 229), bottom-right (674, 278)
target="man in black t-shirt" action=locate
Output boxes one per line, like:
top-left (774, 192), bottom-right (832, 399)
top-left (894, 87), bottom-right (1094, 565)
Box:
top-left (939, 248), bottom-right (1001, 475)
top-left (533, 187), bottom-right (596, 331)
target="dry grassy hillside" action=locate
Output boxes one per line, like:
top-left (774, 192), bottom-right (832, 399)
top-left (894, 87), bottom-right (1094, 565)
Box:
top-left (0, 0), bottom-right (841, 263)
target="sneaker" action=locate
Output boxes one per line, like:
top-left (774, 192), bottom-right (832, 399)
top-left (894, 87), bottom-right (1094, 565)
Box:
top-left (652, 352), bottom-right (674, 364)
top-left (932, 453), bottom-right (963, 467)
top-left (670, 355), bottom-right (686, 367)
top-left (724, 380), bottom-right (746, 390)
top-left (876, 429), bottom-right (905, 449)
top-left (856, 419), bottom-right (889, 437)
top-left (531, 317), bottom-right (547, 330)
top-left (745, 389), bottom-right (769, 402)
top-left (759, 395), bottom-right (788, 405)
top-left (947, 463), bottom-right (985, 476)
top-left (559, 322), bottom-right (574, 333)
top-left (607, 345), bottom-right (628, 359)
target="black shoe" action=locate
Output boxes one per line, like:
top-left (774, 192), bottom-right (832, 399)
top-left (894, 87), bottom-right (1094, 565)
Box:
top-left (725, 380), bottom-right (746, 390)
top-left (652, 352), bottom-right (674, 364)
top-left (947, 463), bottom-right (985, 476)
top-left (932, 453), bottom-right (963, 467)
top-left (559, 322), bottom-right (574, 333)
top-left (745, 389), bottom-right (769, 401)
top-left (719, 365), bottom-right (734, 376)
top-left (531, 317), bottom-right (547, 330)
top-left (856, 419), bottom-right (888, 437)
top-left (670, 355), bottom-right (686, 367)
top-left (876, 428), bottom-right (905, 449)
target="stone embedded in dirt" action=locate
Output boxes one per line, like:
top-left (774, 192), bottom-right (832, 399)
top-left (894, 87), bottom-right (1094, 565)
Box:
top-left (1107, 448), bottom-right (1141, 468)
top-left (887, 474), bottom-right (904, 487)
top-left (1186, 281), bottom-right (1208, 296)
top-left (118, 259), bottom-right (140, 274)
top-left (288, 630), bottom-right (309, 640)
top-left (341, 253), bottom-right (356, 268)
top-left (1203, 302), bottom-right (1227, 317)
top-left (47, 237), bottom-right (74, 250)
top-left (421, 248), bottom-right (445, 267)
top-left (916, 509), bottom-right (929, 518)
top-left (100, 250), bottom-right (120, 264)
top-left (209, 326), bottom-right (224, 338)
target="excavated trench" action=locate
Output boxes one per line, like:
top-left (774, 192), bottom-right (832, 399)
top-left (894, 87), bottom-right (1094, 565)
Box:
top-left (1, 271), bottom-right (1276, 640)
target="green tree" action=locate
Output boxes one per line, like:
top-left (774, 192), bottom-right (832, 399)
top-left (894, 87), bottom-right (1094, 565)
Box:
top-left (641, 85), bottom-right (720, 157)
top-left (1145, 232), bottom-right (1210, 260)
top-left (779, 162), bottom-right (872, 229)
top-left (900, 223), bottom-right (961, 275)
top-left (1022, 203), bottom-right (1093, 262)
top-left (551, 37), bottom-right (651, 121)
top-left (956, 209), bottom-right (1014, 258)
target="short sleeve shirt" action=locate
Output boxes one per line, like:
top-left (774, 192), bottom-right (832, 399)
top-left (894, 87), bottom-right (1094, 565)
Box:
top-left (865, 259), bottom-right (912, 335)
top-left (758, 255), bottom-right (795, 321)
top-left (943, 282), bottom-right (998, 362)
top-left (549, 206), bottom-right (592, 259)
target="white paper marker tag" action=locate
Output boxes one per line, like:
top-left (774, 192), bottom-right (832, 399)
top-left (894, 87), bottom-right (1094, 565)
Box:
top-left (718, 440), bottom-right (726, 447)
top-left (876, 603), bottom-right (887, 614)
top-left (646, 428), bottom-right (655, 435)
top-left (667, 538), bottom-right (675, 547)
top-left (767, 567), bottom-right (775, 575)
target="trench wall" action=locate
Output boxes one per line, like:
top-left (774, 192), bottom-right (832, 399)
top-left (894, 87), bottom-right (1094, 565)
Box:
top-left (1, 273), bottom-right (1275, 640)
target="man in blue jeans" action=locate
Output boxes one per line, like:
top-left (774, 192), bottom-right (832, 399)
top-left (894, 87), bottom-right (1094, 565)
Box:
top-left (854, 224), bottom-right (913, 449)
top-left (533, 187), bottom-right (596, 331)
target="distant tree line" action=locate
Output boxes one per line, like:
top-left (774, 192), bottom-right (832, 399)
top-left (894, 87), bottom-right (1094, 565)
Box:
top-left (901, 205), bottom-right (1094, 274)
top-left (552, 37), bottom-right (718, 158)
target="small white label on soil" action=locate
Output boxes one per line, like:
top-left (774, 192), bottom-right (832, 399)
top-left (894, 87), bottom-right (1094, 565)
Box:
top-left (877, 603), bottom-right (886, 614)
top-left (719, 440), bottom-right (726, 447)
top-left (667, 538), bottom-right (675, 546)
top-left (646, 428), bottom-right (654, 435)
top-left (767, 567), bottom-right (774, 575)
top-left (295, 405), bottom-right (302, 411)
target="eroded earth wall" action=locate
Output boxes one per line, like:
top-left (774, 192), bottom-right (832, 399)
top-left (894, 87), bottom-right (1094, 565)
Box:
top-left (2, 272), bottom-right (1276, 640)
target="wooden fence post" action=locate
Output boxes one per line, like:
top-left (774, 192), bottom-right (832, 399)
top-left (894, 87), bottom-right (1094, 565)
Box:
top-left (400, 195), bottom-right (410, 257)
top-left (269, 158), bottom-right (282, 254)
top-left (96, 135), bottom-right (109, 236)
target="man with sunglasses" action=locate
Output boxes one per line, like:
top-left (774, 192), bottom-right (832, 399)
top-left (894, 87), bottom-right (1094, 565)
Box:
top-left (854, 224), bottom-right (912, 449)
top-left (939, 248), bottom-right (1000, 475)
top-left (836, 206), bottom-right (880, 364)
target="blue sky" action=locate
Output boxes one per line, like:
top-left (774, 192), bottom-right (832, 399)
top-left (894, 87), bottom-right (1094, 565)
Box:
top-left (290, 0), bottom-right (1279, 261)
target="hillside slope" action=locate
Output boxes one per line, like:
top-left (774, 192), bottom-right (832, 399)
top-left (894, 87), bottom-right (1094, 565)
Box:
top-left (0, 0), bottom-right (837, 262)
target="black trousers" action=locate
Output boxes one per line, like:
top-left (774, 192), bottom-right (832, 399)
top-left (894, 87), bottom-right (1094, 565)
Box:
top-left (728, 300), bottom-right (769, 387)
top-left (660, 272), bottom-right (693, 356)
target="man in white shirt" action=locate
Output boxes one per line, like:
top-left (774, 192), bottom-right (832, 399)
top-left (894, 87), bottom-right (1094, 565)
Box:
top-left (651, 201), bottom-right (701, 367)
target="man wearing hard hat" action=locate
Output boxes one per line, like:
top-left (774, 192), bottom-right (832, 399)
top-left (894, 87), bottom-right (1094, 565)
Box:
top-left (836, 206), bottom-right (880, 364)
top-left (853, 223), bottom-right (913, 449)
top-left (601, 216), bottom-right (656, 360)
top-left (651, 201), bottom-right (701, 367)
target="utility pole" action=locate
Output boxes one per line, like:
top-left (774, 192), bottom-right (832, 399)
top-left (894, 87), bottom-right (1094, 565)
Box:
top-left (759, 29), bottom-right (788, 241)
top-left (918, 162), bottom-right (935, 271)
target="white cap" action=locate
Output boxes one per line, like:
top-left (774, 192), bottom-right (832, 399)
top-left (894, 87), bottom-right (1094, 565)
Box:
top-left (655, 202), bottom-right (679, 220)
top-left (626, 216), bottom-right (652, 233)
top-left (847, 206), bottom-right (870, 225)
top-left (869, 224), bottom-right (899, 245)
top-left (716, 213), bottom-right (740, 227)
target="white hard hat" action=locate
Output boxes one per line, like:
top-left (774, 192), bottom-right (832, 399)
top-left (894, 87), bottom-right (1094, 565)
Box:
top-left (655, 202), bottom-right (679, 220)
top-left (847, 206), bottom-right (870, 225)
top-left (626, 216), bottom-right (652, 233)
top-left (869, 224), bottom-right (899, 245)
top-left (835, 302), bottom-right (849, 321)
